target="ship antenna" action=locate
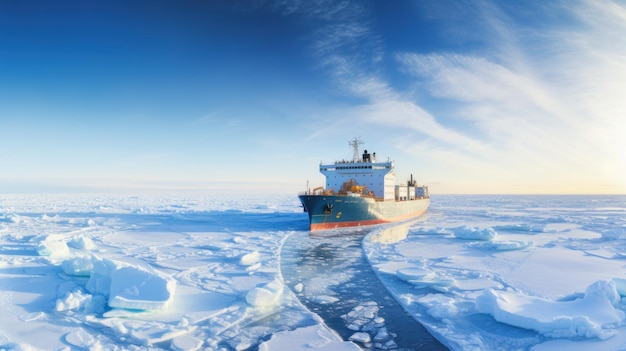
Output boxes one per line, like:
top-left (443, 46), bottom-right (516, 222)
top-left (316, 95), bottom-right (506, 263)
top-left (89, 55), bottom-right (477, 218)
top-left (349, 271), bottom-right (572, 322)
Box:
top-left (349, 137), bottom-right (364, 162)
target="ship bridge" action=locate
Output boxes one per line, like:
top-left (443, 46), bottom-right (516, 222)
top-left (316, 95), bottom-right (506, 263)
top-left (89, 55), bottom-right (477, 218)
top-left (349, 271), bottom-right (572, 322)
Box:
top-left (319, 138), bottom-right (396, 200)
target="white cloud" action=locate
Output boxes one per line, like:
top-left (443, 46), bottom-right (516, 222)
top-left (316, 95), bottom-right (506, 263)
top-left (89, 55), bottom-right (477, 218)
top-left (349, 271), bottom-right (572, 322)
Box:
top-left (380, 0), bottom-right (626, 192)
top-left (273, 0), bottom-right (626, 193)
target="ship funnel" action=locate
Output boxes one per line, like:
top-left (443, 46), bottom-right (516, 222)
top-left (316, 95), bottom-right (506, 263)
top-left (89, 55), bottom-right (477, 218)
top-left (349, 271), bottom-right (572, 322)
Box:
top-left (362, 150), bottom-right (371, 162)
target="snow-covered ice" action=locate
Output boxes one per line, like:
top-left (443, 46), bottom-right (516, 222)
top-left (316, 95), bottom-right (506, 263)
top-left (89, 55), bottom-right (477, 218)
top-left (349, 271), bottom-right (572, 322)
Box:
top-left (1, 193), bottom-right (626, 350)
top-left (0, 193), bottom-right (359, 350)
top-left (364, 195), bottom-right (626, 350)
top-left (475, 280), bottom-right (624, 339)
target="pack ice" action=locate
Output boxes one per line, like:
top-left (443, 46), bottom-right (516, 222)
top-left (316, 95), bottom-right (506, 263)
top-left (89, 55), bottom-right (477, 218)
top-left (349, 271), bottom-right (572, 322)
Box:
top-left (364, 195), bottom-right (626, 351)
top-left (0, 193), bottom-right (359, 351)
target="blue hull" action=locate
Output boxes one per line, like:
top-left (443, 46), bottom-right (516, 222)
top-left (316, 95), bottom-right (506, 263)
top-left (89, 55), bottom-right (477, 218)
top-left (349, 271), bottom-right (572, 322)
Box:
top-left (299, 194), bottom-right (429, 231)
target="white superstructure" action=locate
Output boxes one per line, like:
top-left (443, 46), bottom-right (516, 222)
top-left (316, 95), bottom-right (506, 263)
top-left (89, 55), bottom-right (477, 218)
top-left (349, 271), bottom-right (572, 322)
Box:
top-left (319, 137), bottom-right (396, 200)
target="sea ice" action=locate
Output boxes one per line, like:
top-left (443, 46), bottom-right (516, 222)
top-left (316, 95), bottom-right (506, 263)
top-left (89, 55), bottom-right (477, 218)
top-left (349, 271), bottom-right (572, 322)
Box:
top-left (396, 267), bottom-right (456, 289)
top-left (364, 194), bottom-right (626, 350)
top-left (5, 193), bottom-right (626, 351)
top-left (55, 289), bottom-right (94, 312)
top-left (108, 265), bottom-right (177, 310)
top-left (476, 280), bottom-right (624, 339)
top-left (259, 324), bottom-right (360, 351)
top-left (613, 278), bottom-right (626, 296)
top-left (396, 267), bottom-right (433, 281)
top-left (293, 283), bottom-right (304, 293)
top-left (240, 250), bottom-right (261, 265)
top-left (64, 328), bottom-right (99, 349)
top-left (61, 255), bottom-right (93, 276)
top-left (171, 334), bottom-right (203, 351)
top-left (453, 226), bottom-right (497, 241)
top-left (418, 294), bottom-right (459, 319)
top-left (36, 234), bottom-right (71, 258)
top-left (68, 235), bottom-right (97, 250)
top-left (467, 240), bottom-right (533, 251)
top-left (246, 279), bottom-right (284, 307)
top-left (349, 332), bottom-right (371, 343)
top-left (87, 256), bottom-right (176, 311)
top-left (340, 301), bottom-right (399, 348)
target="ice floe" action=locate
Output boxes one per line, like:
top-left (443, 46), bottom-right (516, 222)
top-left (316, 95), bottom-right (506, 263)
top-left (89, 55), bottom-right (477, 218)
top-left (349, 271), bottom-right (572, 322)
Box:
top-left (342, 301), bottom-right (400, 349)
top-left (3, 193), bottom-right (626, 350)
top-left (364, 194), bottom-right (626, 350)
top-left (0, 193), bottom-right (349, 350)
top-left (453, 225), bottom-right (497, 241)
top-left (259, 324), bottom-right (360, 351)
top-left (246, 279), bottom-right (284, 307)
top-left (476, 280), bottom-right (624, 339)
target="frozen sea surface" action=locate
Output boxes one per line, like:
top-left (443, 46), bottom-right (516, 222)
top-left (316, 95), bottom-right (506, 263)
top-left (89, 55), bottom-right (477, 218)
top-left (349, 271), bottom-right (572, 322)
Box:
top-left (1, 193), bottom-right (626, 350)
top-left (365, 195), bottom-right (626, 350)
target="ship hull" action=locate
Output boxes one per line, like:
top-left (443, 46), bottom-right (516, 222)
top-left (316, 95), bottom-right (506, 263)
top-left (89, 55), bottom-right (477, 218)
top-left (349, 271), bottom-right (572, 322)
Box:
top-left (299, 194), bottom-right (430, 231)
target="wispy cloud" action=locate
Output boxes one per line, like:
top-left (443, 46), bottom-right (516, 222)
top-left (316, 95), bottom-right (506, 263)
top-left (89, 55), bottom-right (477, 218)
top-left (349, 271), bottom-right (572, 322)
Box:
top-left (331, 0), bottom-right (626, 192)
top-left (265, 0), bottom-right (625, 192)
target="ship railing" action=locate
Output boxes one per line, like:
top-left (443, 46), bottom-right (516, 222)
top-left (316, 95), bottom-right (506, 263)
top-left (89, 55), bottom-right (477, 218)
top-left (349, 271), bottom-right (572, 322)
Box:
top-left (299, 190), bottom-right (379, 199)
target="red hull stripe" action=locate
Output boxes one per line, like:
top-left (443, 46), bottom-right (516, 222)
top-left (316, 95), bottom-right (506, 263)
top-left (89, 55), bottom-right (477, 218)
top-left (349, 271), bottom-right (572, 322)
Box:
top-left (310, 209), bottom-right (427, 231)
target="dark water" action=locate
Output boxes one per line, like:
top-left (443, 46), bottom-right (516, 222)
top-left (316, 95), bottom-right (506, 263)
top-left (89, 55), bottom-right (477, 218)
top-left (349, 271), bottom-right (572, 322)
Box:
top-left (280, 229), bottom-right (448, 351)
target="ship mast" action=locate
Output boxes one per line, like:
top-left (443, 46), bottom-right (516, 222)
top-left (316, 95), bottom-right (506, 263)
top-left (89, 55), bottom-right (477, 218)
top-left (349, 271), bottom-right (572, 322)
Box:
top-left (349, 137), bottom-right (364, 162)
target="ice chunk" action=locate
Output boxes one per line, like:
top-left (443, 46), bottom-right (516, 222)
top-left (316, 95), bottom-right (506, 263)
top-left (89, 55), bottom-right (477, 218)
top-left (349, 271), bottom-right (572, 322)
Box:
top-left (86, 256), bottom-right (116, 297)
top-left (453, 226), bottom-right (497, 241)
top-left (373, 327), bottom-right (390, 341)
top-left (245, 279), bottom-right (283, 307)
top-left (491, 240), bottom-right (532, 251)
top-left (55, 289), bottom-right (105, 313)
top-left (396, 267), bottom-right (433, 281)
top-left (258, 324), bottom-right (361, 351)
top-left (108, 265), bottom-right (177, 310)
top-left (61, 255), bottom-right (93, 276)
top-left (417, 294), bottom-right (458, 319)
top-left (397, 268), bottom-right (456, 289)
top-left (68, 236), bottom-right (96, 250)
top-left (313, 295), bottom-right (339, 304)
top-left (171, 335), bottom-right (203, 351)
top-left (467, 240), bottom-right (533, 251)
top-left (475, 280), bottom-right (625, 339)
top-left (240, 251), bottom-right (260, 265)
top-left (56, 289), bottom-right (91, 311)
top-left (112, 322), bottom-right (192, 345)
top-left (86, 256), bottom-right (176, 311)
top-left (36, 234), bottom-right (71, 258)
top-left (64, 329), bottom-right (98, 349)
top-left (349, 332), bottom-right (371, 343)
top-left (341, 301), bottom-right (393, 345)
top-left (612, 278), bottom-right (626, 296)
top-left (246, 262), bottom-right (261, 272)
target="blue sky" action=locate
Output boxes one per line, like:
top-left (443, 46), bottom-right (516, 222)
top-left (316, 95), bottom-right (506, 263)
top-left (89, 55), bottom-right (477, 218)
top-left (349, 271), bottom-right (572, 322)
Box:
top-left (1, 0), bottom-right (625, 194)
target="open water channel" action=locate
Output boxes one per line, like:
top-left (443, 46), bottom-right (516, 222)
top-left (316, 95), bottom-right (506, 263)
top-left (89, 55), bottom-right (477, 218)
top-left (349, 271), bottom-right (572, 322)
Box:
top-left (280, 228), bottom-right (448, 351)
